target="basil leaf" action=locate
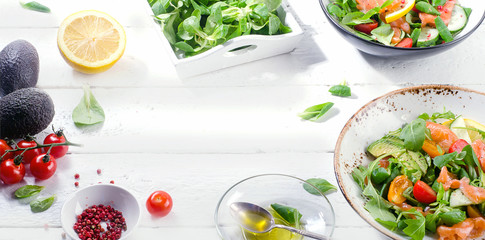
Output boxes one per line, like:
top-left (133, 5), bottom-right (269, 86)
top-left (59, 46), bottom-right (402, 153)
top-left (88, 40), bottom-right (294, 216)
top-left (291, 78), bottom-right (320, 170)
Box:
top-left (415, 2), bottom-right (440, 16)
top-left (400, 118), bottom-right (426, 151)
top-left (435, 17), bottom-right (453, 43)
top-left (303, 178), bottom-right (337, 195)
top-left (329, 82), bottom-right (351, 97)
top-left (298, 102), bottom-right (334, 122)
top-left (72, 85), bottom-right (105, 126)
top-left (20, 1), bottom-right (50, 13)
top-left (15, 185), bottom-right (45, 198)
top-left (371, 24), bottom-right (394, 46)
top-left (270, 203), bottom-right (302, 226)
top-left (440, 209), bottom-right (466, 226)
top-left (30, 195), bottom-right (55, 213)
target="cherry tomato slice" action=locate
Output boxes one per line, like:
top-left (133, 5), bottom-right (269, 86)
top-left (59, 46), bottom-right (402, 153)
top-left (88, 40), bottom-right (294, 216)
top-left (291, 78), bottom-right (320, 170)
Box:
top-left (354, 20), bottom-right (378, 35)
top-left (388, 175), bottom-right (413, 204)
top-left (146, 190), bottom-right (173, 217)
top-left (0, 159), bottom-right (25, 184)
top-left (15, 140), bottom-right (42, 164)
top-left (396, 38), bottom-right (413, 48)
top-left (413, 180), bottom-right (437, 204)
top-left (30, 154), bottom-right (57, 180)
top-left (449, 139), bottom-right (470, 153)
top-left (43, 133), bottom-right (68, 159)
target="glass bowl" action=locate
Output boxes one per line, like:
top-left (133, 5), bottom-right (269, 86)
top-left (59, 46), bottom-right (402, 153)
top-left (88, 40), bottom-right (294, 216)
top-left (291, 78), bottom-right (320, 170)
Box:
top-left (215, 174), bottom-right (335, 240)
top-left (319, 0), bottom-right (485, 58)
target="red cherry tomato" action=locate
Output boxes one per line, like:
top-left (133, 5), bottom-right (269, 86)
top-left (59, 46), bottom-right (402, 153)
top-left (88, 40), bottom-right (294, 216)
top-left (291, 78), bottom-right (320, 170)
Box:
top-left (0, 159), bottom-right (25, 184)
top-left (44, 133), bottom-right (68, 159)
top-left (396, 38), bottom-right (413, 48)
top-left (30, 154), bottom-right (57, 180)
top-left (449, 139), bottom-right (470, 153)
top-left (0, 140), bottom-right (14, 161)
top-left (378, 158), bottom-right (390, 169)
top-left (354, 20), bottom-right (378, 35)
top-left (15, 140), bottom-right (42, 164)
top-left (413, 180), bottom-right (437, 204)
top-left (146, 190), bottom-right (173, 217)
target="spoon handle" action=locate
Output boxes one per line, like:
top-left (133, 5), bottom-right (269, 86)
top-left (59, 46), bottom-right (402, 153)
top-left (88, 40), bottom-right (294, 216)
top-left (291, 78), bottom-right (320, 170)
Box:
top-left (273, 224), bottom-right (329, 240)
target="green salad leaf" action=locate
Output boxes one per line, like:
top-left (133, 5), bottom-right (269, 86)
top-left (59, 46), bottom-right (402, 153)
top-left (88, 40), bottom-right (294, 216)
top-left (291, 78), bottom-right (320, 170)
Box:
top-left (30, 195), bottom-right (55, 213)
top-left (303, 178), bottom-right (337, 195)
top-left (298, 102), bottom-right (334, 122)
top-left (371, 24), bottom-right (394, 46)
top-left (329, 81), bottom-right (351, 97)
top-left (15, 185), bottom-right (45, 199)
top-left (402, 209), bottom-right (426, 240)
top-left (435, 17), bottom-right (453, 43)
top-left (270, 203), bottom-right (302, 226)
top-left (415, 2), bottom-right (441, 16)
top-left (400, 118), bottom-right (426, 152)
top-left (72, 85), bottom-right (105, 126)
top-left (440, 209), bottom-right (466, 226)
top-left (20, 1), bottom-right (50, 13)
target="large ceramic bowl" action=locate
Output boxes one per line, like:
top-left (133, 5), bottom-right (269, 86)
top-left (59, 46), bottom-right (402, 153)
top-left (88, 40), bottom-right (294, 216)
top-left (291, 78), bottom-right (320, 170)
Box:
top-left (319, 0), bottom-right (485, 58)
top-left (215, 174), bottom-right (335, 240)
top-left (334, 85), bottom-right (485, 239)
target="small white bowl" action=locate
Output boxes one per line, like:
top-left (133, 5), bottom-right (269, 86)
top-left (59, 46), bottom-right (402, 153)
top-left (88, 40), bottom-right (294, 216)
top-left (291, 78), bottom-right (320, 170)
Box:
top-left (61, 184), bottom-right (141, 240)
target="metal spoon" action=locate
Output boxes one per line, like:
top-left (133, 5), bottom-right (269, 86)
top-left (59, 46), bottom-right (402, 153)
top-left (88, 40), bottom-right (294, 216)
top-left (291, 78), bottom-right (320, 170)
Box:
top-left (230, 202), bottom-right (329, 240)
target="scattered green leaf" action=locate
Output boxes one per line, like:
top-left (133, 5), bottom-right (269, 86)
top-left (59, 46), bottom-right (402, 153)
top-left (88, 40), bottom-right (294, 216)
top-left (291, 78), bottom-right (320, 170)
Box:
top-left (298, 102), bottom-right (334, 122)
top-left (15, 185), bottom-right (45, 199)
top-left (270, 203), bottom-right (302, 226)
top-left (303, 178), bottom-right (337, 195)
top-left (30, 195), bottom-right (55, 213)
top-left (20, 1), bottom-right (50, 13)
top-left (329, 81), bottom-right (351, 97)
top-left (72, 85), bottom-right (105, 126)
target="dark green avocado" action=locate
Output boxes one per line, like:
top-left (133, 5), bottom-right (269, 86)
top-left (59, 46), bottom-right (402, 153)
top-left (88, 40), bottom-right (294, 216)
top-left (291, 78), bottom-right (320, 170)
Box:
top-left (0, 88), bottom-right (54, 138)
top-left (0, 40), bottom-right (39, 96)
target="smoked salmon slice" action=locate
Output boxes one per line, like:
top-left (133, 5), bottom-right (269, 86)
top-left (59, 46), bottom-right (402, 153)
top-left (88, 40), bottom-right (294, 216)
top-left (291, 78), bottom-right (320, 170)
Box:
top-left (419, 0), bottom-right (456, 28)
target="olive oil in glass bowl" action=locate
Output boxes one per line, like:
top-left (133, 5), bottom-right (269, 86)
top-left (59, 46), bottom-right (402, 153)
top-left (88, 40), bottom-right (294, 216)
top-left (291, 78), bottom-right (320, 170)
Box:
top-left (215, 174), bottom-right (335, 240)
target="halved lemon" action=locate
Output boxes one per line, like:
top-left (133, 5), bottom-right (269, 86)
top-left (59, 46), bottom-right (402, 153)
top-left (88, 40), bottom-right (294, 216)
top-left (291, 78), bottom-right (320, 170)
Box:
top-left (385, 0), bottom-right (416, 23)
top-left (57, 10), bottom-right (126, 74)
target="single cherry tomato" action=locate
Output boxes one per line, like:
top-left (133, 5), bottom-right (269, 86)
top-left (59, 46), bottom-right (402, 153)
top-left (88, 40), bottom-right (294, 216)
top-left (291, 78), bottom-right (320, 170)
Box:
top-left (354, 20), bottom-right (378, 35)
top-left (146, 190), bottom-right (173, 217)
top-left (44, 132), bottom-right (68, 159)
top-left (388, 175), bottom-right (413, 204)
top-left (449, 139), bottom-right (470, 153)
top-left (413, 180), bottom-right (437, 204)
top-left (0, 158), bottom-right (25, 184)
top-left (0, 140), bottom-right (14, 161)
top-left (30, 154), bottom-right (57, 180)
top-left (15, 140), bottom-right (42, 164)
top-left (396, 38), bottom-right (413, 48)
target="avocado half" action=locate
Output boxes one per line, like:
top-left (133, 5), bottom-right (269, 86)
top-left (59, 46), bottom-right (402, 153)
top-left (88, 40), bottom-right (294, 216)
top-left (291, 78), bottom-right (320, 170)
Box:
top-left (0, 40), bottom-right (39, 96)
top-left (0, 88), bottom-right (54, 139)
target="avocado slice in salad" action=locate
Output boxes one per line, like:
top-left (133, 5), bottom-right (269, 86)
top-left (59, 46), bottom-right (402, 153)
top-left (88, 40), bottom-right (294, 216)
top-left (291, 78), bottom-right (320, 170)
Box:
top-left (367, 137), bottom-right (404, 159)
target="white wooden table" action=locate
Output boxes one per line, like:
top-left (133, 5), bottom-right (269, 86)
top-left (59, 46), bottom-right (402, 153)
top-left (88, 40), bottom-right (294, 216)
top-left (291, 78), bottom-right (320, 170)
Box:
top-left (0, 0), bottom-right (484, 239)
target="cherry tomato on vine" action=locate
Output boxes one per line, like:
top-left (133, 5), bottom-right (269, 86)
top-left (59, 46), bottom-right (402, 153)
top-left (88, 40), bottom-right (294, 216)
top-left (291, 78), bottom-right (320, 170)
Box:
top-left (388, 175), bottom-right (412, 204)
top-left (43, 132), bottom-right (68, 159)
top-left (413, 180), bottom-right (437, 204)
top-left (30, 154), bottom-right (57, 180)
top-left (146, 190), bottom-right (173, 217)
top-left (0, 140), bottom-right (14, 161)
top-left (15, 140), bottom-right (42, 164)
top-left (0, 158), bottom-right (25, 184)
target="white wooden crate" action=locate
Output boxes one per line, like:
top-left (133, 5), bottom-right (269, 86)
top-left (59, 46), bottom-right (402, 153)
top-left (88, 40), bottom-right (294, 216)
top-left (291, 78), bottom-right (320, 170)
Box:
top-left (146, 1), bottom-right (304, 78)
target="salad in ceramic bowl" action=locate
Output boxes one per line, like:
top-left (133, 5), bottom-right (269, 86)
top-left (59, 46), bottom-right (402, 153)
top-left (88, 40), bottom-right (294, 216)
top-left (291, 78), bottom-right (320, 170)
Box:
top-left (335, 85), bottom-right (485, 240)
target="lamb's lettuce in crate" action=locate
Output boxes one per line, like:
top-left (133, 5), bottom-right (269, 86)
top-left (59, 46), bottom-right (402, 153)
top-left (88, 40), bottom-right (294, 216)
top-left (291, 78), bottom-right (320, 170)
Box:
top-left (148, 0), bottom-right (293, 57)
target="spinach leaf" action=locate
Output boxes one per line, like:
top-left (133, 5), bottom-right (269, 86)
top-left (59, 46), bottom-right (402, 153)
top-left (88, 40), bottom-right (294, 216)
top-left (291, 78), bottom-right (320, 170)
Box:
top-left (20, 1), bottom-right (50, 13)
top-left (371, 24), bottom-right (394, 46)
top-left (327, 4), bottom-right (345, 18)
top-left (410, 28), bottom-right (421, 45)
top-left (270, 203), bottom-right (302, 226)
top-left (303, 178), bottom-right (337, 195)
top-left (298, 102), bottom-right (334, 122)
top-left (400, 118), bottom-right (426, 151)
top-left (329, 81), bottom-right (351, 97)
top-left (435, 17), bottom-right (453, 43)
top-left (440, 209), bottom-right (466, 226)
top-left (15, 185), bottom-right (45, 199)
top-left (30, 195), bottom-right (55, 213)
top-left (72, 85), bottom-right (105, 126)
top-left (415, 2), bottom-right (441, 16)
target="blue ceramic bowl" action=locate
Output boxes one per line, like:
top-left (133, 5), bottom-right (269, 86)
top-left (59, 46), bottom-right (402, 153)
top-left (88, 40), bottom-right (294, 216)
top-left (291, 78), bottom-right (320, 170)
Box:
top-left (319, 0), bottom-right (485, 58)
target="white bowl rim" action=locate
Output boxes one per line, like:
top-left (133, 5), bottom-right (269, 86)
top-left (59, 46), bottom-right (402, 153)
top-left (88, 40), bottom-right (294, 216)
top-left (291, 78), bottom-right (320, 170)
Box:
top-left (333, 84), bottom-right (485, 239)
top-left (214, 173), bottom-right (336, 239)
top-left (60, 183), bottom-right (141, 240)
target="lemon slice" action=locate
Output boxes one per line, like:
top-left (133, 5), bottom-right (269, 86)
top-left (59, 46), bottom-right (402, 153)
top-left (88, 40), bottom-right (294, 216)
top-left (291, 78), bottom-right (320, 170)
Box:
top-left (385, 0), bottom-right (416, 23)
top-left (57, 10), bottom-right (126, 74)
top-left (464, 119), bottom-right (485, 142)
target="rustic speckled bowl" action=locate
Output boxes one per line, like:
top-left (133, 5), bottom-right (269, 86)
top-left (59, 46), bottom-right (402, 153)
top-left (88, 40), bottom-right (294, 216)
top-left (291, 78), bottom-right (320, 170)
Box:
top-left (334, 85), bottom-right (485, 239)
top-left (319, 0), bottom-right (485, 58)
